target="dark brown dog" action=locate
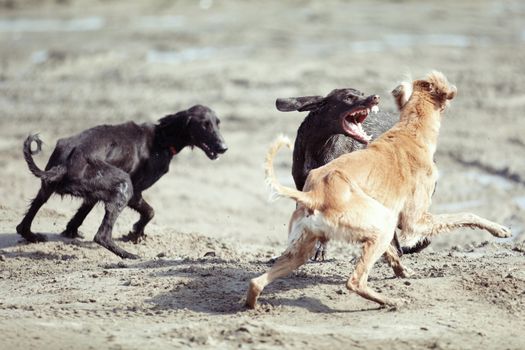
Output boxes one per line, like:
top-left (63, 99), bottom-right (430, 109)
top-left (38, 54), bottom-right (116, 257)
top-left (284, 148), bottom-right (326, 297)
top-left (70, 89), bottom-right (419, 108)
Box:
top-left (17, 105), bottom-right (227, 259)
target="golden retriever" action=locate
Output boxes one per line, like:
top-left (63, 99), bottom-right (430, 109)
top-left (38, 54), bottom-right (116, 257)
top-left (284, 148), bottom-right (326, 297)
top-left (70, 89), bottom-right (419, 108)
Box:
top-left (246, 71), bottom-right (511, 308)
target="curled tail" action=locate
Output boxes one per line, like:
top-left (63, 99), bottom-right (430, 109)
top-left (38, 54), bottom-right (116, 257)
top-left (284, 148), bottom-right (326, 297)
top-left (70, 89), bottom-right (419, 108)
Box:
top-left (264, 135), bottom-right (317, 209)
top-left (23, 134), bottom-right (66, 183)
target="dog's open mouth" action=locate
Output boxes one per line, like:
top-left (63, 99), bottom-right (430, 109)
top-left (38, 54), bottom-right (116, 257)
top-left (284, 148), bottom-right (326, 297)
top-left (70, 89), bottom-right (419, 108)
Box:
top-left (200, 143), bottom-right (219, 160)
top-left (341, 105), bottom-right (379, 144)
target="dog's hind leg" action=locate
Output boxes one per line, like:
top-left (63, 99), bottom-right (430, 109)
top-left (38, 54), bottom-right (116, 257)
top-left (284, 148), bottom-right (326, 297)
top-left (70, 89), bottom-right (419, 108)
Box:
top-left (383, 244), bottom-right (414, 278)
top-left (246, 229), bottom-right (318, 309)
top-left (93, 181), bottom-right (137, 259)
top-left (405, 212), bottom-right (511, 239)
top-left (312, 239), bottom-right (328, 261)
top-left (61, 200), bottom-right (96, 239)
top-left (75, 161), bottom-right (138, 259)
top-left (346, 232), bottom-right (399, 306)
top-left (336, 183), bottom-right (400, 306)
top-left (121, 195), bottom-right (154, 244)
top-left (16, 186), bottom-right (53, 242)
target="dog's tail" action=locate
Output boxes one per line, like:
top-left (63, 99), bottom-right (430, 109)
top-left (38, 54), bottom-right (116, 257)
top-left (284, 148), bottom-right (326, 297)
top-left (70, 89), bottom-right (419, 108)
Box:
top-left (23, 134), bottom-right (66, 183)
top-left (265, 135), bottom-right (317, 209)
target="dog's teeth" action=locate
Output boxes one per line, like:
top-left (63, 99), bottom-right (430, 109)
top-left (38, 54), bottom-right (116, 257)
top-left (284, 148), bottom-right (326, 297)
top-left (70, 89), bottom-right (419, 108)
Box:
top-left (371, 106), bottom-right (379, 113)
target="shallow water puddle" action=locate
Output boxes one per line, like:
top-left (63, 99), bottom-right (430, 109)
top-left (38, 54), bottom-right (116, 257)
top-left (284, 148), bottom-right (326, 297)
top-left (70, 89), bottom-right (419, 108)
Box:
top-left (347, 34), bottom-right (480, 53)
top-left (513, 196), bottom-right (525, 210)
top-left (0, 17), bottom-right (104, 32)
top-left (135, 16), bottom-right (184, 30)
top-left (433, 199), bottom-right (484, 212)
top-left (147, 46), bottom-right (251, 64)
top-left (464, 171), bottom-right (514, 190)
top-left (147, 47), bottom-right (216, 64)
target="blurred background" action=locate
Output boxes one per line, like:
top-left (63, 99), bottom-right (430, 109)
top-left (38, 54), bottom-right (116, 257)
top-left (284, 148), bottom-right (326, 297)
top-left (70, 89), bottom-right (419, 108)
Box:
top-left (1, 0), bottom-right (524, 250)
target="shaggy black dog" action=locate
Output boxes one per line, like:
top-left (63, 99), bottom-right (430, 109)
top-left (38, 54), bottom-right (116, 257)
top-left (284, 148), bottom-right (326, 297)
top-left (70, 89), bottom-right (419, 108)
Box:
top-left (17, 105), bottom-right (228, 259)
top-left (277, 88), bottom-right (431, 259)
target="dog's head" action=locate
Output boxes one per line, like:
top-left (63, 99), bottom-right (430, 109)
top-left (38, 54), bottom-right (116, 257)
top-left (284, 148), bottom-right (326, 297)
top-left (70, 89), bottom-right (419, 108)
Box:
top-left (412, 71), bottom-right (457, 111)
top-left (276, 88), bottom-right (380, 144)
top-left (185, 105), bottom-right (228, 160)
top-left (158, 105), bottom-right (227, 160)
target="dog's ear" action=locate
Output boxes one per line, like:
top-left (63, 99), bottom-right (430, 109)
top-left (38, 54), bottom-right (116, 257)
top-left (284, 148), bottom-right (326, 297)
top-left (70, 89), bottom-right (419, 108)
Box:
top-left (447, 85), bottom-right (457, 100)
top-left (157, 111), bottom-right (193, 136)
top-left (183, 113), bottom-right (192, 126)
top-left (276, 96), bottom-right (325, 112)
top-left (414, 80), bottom-right (433, 92)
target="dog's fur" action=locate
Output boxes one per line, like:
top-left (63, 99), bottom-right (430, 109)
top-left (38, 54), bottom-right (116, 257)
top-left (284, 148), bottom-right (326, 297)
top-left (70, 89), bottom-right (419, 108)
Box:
top-left (277, 89), bottom-right (396, 261)
top-left (246, 72), bottom-right (511, 308)
top-left (275, 88), bottom-right (429, 259)
top-left (17, 105), bottom-right (227, 259)
top-left (276, 89), bottom-right (391, 191)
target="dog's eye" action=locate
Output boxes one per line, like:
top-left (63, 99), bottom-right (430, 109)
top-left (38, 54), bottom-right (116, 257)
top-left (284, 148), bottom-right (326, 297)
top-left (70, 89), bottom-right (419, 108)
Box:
top-left (204, 121), bottom-right (212, 129)
top-left (216, 119), bottom-right (221, 126)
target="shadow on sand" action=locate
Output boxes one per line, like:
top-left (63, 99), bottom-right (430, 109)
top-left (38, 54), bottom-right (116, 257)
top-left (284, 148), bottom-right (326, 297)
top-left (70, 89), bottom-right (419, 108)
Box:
top-left (0, 231), bottom-right (99, 259)
top-left (122, 257), bottom-right (385, 315)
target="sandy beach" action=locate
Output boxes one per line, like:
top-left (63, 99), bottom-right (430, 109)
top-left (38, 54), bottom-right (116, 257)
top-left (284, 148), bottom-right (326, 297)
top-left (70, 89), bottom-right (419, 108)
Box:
top-left (0, 0), bottom-right (524, 348)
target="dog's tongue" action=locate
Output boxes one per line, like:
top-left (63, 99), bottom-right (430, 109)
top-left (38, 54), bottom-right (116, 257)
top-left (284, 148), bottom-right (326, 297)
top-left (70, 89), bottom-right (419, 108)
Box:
top-left (343, 120), bottom-right (371, 144)
top-left (356, 113), bottom-right (367, 124)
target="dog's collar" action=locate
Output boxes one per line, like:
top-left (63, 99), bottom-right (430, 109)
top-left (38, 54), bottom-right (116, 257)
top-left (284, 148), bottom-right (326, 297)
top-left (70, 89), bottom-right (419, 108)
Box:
top-left (169, 146), bottom-right (177, 155)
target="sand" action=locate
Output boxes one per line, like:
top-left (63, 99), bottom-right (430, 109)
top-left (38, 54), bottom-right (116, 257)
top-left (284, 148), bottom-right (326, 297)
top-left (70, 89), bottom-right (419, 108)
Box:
top-left (0, 0), bottom-right (524, 349)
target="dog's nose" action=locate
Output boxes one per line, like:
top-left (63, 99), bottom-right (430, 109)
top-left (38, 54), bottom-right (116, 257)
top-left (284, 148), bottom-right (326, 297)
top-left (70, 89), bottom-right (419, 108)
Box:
top-left (218, 143), bottom-right (228, 153)
top-left (372, 95), bottom-right (380, 103)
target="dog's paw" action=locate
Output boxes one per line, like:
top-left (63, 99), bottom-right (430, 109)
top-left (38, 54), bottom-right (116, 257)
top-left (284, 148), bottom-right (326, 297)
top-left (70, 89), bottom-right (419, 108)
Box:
top-left (490, 224), bottom-right (512, 238)
top-left (391, 84), bottom-right (405, 97)
top-left (16, 225), bottom-right (46, 243)
top-left (21, 232), bottom-right (47, 243)
top-left (121, 231), bottom-right (147, 244)
top-left (245, 280), bottom-right (263, 309)
top-left (121, 252), bottom-right (140, 260)
top-left (61, 229), bottom-right (84, 239)
top-left (397, 266), bottom-right (415, 279)
top-left (311, 241), bottom-right (327, 262)
top-left (382, 298), bottom-right (408, 311)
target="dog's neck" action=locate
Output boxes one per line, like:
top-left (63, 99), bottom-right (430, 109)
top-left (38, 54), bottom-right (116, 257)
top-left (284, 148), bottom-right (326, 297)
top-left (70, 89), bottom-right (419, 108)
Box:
top-left (302, 111), bottom-right (342, 145)
top-left (153, 119), bottom-right (193, 157)
top-left (400, 92), bottom-right (442, 157)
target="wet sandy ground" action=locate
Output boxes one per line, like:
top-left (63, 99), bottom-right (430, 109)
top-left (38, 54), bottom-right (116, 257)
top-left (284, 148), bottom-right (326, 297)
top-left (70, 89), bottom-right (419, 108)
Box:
top-left (0, 0), bottom-right (524, 349)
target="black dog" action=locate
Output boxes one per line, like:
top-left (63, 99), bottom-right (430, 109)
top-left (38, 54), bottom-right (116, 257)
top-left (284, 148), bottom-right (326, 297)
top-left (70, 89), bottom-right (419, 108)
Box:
top-left (17, 105), bottom-right (227, 259)
top-left (277, 88), bottom-right (431, 259)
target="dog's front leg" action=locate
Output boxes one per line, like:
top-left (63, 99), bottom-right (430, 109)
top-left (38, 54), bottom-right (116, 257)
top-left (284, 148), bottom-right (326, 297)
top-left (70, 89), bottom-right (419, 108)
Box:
top-left (391, 83), bottom-right (411, 110)
top-left (312, 240), bottom-right (328, 261)
top-left (346, 234), bottom-right (400, 307)
top-left (404, 212), bottom-right (511, 239)
top-left (382, 244), bottom-right (414, 278)
top-left (122, 195), bottom-right (154, 244)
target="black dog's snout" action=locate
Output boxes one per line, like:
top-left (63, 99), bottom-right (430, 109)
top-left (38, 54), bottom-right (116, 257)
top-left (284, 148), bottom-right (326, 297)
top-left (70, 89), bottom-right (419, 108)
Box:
top-left (364, 94), bottom-right (380, 106)
top-left (217, 142), bottom-right (228, 153)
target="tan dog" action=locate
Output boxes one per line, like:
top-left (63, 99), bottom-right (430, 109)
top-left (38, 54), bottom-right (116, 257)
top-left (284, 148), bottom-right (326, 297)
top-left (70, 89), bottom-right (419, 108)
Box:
top-left (246, 71), bottom-right (511, 308)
